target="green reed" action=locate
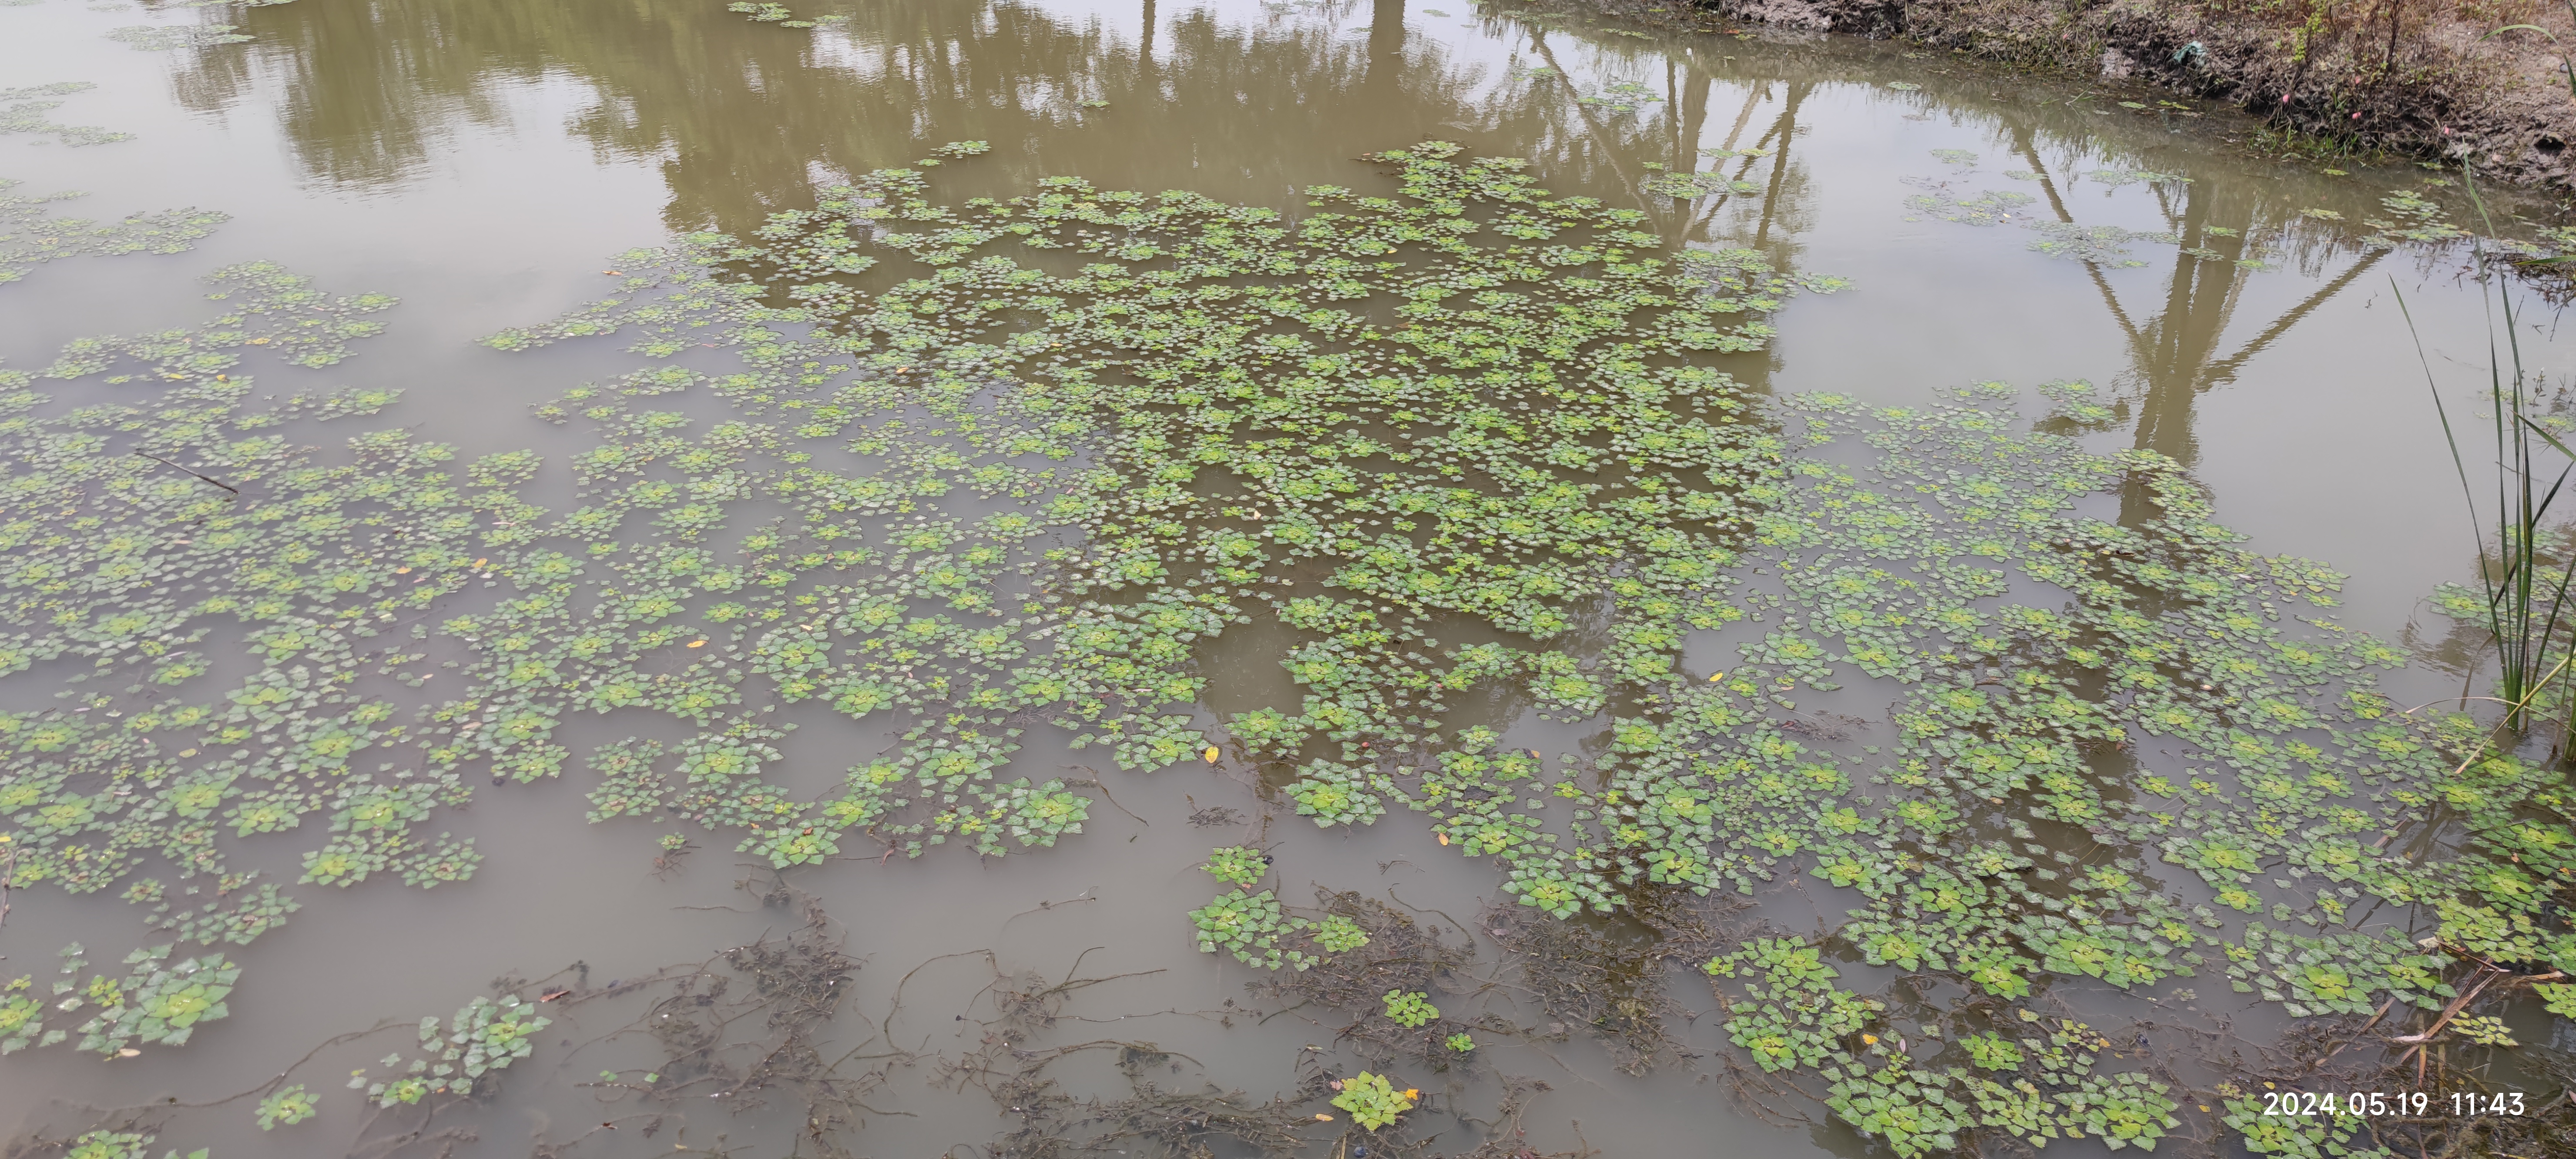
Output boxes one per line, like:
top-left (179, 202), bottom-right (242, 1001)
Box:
top-left (2407, 168), bottom-right (2576, 738)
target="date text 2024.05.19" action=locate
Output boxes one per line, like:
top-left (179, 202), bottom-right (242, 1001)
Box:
top-left (2260, 1091), bottom-right (2524, 1117)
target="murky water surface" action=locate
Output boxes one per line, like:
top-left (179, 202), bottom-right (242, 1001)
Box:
top-left (2, 0), bottom-right (2569, 1156)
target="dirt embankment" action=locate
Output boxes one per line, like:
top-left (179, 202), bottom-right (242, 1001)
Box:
top-left (1599, 0), bottom-right (2576, 195)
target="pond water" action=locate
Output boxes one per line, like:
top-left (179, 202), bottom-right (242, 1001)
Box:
top-left (3, 0), bottom-right (2572, 1157)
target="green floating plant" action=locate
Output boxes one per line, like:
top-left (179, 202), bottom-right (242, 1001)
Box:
top-left (1187, 888), bottom-right (1314, 972)
top-left (1573, 80), bottom-right (1661, 114)
top-left (104, 24), bottom-right (251, 50)
top-left (0, 941), bottom-right (239, 1057)
top-left (463, 141), bottom-right (1837, 909)
top-left (1315, 913), bottom-right (1369, 954)
top-left (351, 994), bottom-right (548, 1107)
top-left (2081, 168), bottom-right (2191, 189)
top-left (2023, 221), bottom-right (2179, 266)
top-left (2219, 1089), bottom-right (2373, 1158)
top-left (0, 82), bottom-right (134, 146)
top-left (1330, 1071), bottom-right (1416, 1130)
top-left (2226, 923), bottom-right (2446, 1015)
top-left (2452, 1014), bottom-right (2516, 1047)
top-left (1640, 170), bottom-right (1760, 200)
top-left (1201, 844), bottom-right (1266, 889)
top-left (5, 134), bottom-right (2566, 1159)
top-left (60, 1131), bottom-right (205, 1159)
top-left (75, 945), bottom-right (239, 1055)
top-left (0, 179), bottom-right (228, 283)
top-left (1896, 183), bottom-right (2029, 226)
top-left (255, 1083), bottom-right (317, 1129)
top-left (1381, 988), bottom-right (1438, 1028)
top-left (134, 876), bottom-right (300, 946)
top-left (1287, 760), bottom-right (1387, 827)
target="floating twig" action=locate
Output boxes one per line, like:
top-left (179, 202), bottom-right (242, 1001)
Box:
top-left (132, 451), bottom-right (240, 495)
top-left (1005, 889), bottom-right (1097, 923)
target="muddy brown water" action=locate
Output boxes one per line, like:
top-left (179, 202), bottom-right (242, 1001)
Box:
top-left (0, 0), bottom-right (2560, 1156)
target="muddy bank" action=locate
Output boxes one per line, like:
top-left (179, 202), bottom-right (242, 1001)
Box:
top-left (1590, 0), bottom-right (2576, 195)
